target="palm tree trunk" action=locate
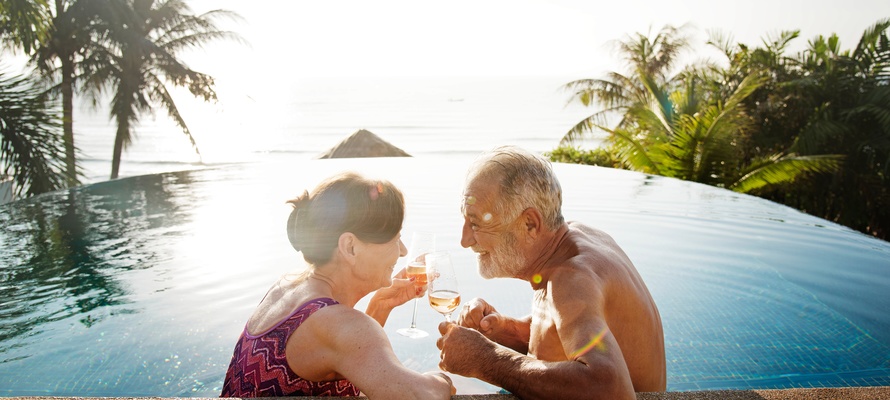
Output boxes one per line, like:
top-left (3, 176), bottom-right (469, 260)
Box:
top-left (61, 58), bottom-right (77, 187)
top-left (111, 116), bottom-right (127, 180)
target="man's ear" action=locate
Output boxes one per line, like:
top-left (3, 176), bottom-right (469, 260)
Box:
top-left (521, 207), bottom-right (543, 241)
top-left (338, 232), bottom-right (358, 265)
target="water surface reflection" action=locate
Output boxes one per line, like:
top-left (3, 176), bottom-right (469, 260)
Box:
top-left (0, 158), bottom-right (888, 395)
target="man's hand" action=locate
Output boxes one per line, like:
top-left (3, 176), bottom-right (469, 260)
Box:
top-left (456, 298), bottom-right (502, 334)
top-left (456, 298), bottom-right (528, 352)
top-left (436, 321), bottom-right (494, 378)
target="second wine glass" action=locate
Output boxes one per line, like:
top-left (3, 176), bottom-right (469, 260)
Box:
top-left (426, 251), bottom-right (461, 322)
top-left (396, 232), bottom-right (436, 338)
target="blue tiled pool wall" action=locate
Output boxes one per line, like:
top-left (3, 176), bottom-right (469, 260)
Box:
top-left (654, 255), bottom-right (890, 391)
top-left (668, 368), bottom-right (890, 391)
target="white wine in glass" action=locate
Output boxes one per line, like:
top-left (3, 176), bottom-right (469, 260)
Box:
top-left (426, 252), bottom-right (461, 322)
top-left (396, 232), bottom-right (435, 338)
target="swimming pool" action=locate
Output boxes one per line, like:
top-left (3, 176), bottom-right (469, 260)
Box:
top-left (1, 157), bottom-right (888, 395)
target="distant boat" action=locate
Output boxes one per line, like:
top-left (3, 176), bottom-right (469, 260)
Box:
top-left (0, 175), bottom-right (13, 205)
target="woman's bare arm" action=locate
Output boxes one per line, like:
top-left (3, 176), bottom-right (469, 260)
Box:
top-left (289, 306), bottom-right (453, 399)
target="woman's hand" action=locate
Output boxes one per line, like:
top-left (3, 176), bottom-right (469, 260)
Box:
top-left (379, 267), bottom-right (426, 307)
top-left (366, 267), bottom-right (427, 326)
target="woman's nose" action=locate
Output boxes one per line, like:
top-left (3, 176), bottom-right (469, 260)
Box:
top-left (399, 238), bottom-right (408, 257)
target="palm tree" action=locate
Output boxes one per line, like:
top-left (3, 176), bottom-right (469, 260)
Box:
top-left (560, 25), bottom-right (841, 195)
top-left (769, 21), bottom-right (889, 237)
top-left (561, 24), bottom-right (692, 144)
top-left (30, 0), bottom-right (107, 187)
top-left (0, 69), bottom-right (67, 197)
top-left (709, 19), bottom-right (890, 238)
top-left (83, 0), bottom-right (241, 180)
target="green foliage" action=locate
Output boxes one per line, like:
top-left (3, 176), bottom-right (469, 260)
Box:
top-left (0, 0), bottom-right (51, 53)
top-left (559, 24), bottom-right (842, 196)
top-left (556, 20), bottom-right (890, 240)
top-left (546, 145), bottom-right (626, 169)
top-left (726, 18), bottom-right (890, 238)
top-left (0, 69), bottom-right (68, 197)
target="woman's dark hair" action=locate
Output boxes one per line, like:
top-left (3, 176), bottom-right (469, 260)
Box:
top-left (286, 171), bottom-right (405, 265)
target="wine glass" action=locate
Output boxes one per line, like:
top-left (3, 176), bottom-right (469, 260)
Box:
top-left (396, 232), bottom-right (436, 338)
top-left (426, 251), bottom-right (461, 322)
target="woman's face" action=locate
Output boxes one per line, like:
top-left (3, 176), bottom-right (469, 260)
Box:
top-left (357, 233), bottom-right (407, 288)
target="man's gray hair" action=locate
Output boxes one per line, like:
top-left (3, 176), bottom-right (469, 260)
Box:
top-left (468, 145), bottom-right (564, 230)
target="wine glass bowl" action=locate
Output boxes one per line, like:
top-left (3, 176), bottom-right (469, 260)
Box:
top-left (406, 261), bottom-right (428, 286)
top-left (425, 251), bottom-right (461, 322)
top-left (396, 232), bottom-right (436, 338)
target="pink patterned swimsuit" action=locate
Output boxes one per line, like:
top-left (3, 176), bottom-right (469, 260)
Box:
top-left (220, 298), bottom-right (361, 397)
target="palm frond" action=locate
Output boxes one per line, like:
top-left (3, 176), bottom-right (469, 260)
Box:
top-left (848, 85), bottom-right (890, 133)
top-left (637, 68), bottom-right (674, 130)
top-left (0, 70), bottom-right (68, 196)
top-left (729, 154), bottom-right (843, 193)
top-left (144, 72), bottom-right (201, 160)
top-left (0, 0), bottom-right (52, 53)
top-left (705, 29), bottom-right (737, 60)
top-left (560, 108), bottom-right (617, 145)
top-left (796, 114), bottom-right (853, 154)
top-left (852, 18), bottom-right (890, 63)
top-left (606, 126), bottom-right (661, 175)
top-left (562, 75), bottom-right (633, 108)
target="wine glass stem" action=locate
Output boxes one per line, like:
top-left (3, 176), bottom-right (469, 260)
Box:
top-left (409, 298), bottom-right (419, 329)
top-left (444, 313), bottom-right (452, 323)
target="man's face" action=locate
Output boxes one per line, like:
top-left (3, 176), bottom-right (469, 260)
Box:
top-left (460, 177), bottom-right (527, 279)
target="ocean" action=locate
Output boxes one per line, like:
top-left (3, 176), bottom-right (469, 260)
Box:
top-left (73, 75), bottom-right (600, 183)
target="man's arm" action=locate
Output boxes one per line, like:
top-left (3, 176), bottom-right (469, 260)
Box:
top-left (439, 267), bottom-right (637, 399)
top-left (437, 322), bottom-right (633, 400)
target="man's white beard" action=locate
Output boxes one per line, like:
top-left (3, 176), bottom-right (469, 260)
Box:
top-left (478, 230), bottom-right (526, 279)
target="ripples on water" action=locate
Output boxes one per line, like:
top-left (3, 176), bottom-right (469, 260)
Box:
top-left (1, 158), bottom-right (888, 395)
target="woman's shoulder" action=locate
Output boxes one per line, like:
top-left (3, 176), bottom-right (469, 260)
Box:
top-left (305, 301), bottom-right (380, 337)
top-left (247, 284), bottom-right (338, 335)
top-left (289, 299), bottom-right (389, 369)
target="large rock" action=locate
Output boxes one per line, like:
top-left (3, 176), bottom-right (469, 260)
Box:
top-left (316, 129), bottom-right (411, 159)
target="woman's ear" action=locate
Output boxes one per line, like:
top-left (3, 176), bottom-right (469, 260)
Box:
top-left (338, 232), bottom-right (358, 265)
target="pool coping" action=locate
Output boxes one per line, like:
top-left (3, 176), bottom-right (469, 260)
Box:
top-left (7, 387), bottom-right (890, 399)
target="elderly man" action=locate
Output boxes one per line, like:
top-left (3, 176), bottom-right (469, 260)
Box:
top-left (437, 146), bottom-right (665, 400)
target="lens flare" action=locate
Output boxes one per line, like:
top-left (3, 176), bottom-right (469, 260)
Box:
top-left (568, 327), bottom-right (609, 359)
top-left (532, 274), bottom-right (542, 284)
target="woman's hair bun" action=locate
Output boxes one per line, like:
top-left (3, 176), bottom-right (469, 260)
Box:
top-left (286, 190), bottom-right (310, 252)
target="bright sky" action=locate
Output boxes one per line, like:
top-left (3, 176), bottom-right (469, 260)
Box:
top-left (187, 0), bottom-right (890, 80)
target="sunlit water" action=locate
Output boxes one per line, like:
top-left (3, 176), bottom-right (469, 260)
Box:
top-left (71, 76), bottom-right (597, 183)
top-left (1, 157), bottom-right (888, 395)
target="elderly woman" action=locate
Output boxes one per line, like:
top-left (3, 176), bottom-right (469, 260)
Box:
top-left (221, 171), bottom-right (453, 399)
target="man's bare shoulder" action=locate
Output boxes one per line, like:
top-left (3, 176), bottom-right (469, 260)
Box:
top-left (545, 225), bottom-right (609, 300)
top-left (566, 221), bottom-right (619, 245)
top-left (545, 222), bottom-right (636, 295)
top-left (558, 223), bottom-right (627, 265)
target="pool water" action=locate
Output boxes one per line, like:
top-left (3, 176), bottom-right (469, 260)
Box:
top-left (1, 157), bottom-right (888, 395)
